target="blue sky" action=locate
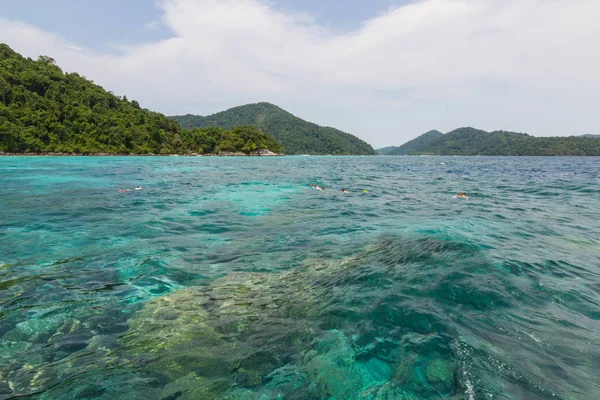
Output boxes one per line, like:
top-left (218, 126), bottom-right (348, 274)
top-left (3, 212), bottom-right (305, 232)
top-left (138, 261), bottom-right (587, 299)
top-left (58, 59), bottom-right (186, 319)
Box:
top-left (1, 0), bottom-right (598, 147)
top-left (1, 0), bottom-right (409, 51)
top-left (1, 0), bottom-right (171, 51)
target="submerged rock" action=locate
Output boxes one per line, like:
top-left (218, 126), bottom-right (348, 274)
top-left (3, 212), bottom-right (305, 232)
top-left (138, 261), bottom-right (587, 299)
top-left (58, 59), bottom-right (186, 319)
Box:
top-left (251, 149), bottom-right (283, 156)
top-left (5, 235), bottom-right (513, 398)
top-left (119, 246), bottom-right (469, 399)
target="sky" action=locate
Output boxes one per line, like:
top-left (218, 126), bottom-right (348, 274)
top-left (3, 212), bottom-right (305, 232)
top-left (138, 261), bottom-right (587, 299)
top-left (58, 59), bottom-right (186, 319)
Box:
top-left (1, 0), bottom-right (599, 148)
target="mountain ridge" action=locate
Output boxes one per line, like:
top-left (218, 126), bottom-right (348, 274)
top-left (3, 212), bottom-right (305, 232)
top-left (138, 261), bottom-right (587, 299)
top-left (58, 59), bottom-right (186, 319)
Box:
top-left (170, 102), bottom-right (376, 155)
top-left (377, 130), bottom-right (443, 155)
top-left (379, 127), bottom-right (600, 156)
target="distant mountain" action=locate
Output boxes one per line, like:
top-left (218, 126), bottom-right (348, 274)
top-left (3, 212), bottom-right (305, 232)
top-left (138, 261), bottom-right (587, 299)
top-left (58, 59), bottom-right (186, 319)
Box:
top-left (408, 127), bottom-right (600, 156)
top-left (378, 130), bottom-right (443, 155)
top-left (579, 134), bottom-right (600, 138)
top-left (376, 146), bottom-right (400, 155)
top-left (170, 103), bottom-right (376, 155)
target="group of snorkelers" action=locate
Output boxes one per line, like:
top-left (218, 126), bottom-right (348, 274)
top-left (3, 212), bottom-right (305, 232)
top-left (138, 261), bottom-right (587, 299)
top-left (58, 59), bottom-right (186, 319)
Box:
top-left (119, 186), bottom-right (143, 192)
top-left (310, 184), bottom-right (368, 193)
top-left (311, 183), bottom-right (466, 198)
top-left (119, 183), bottom-right (464, 198)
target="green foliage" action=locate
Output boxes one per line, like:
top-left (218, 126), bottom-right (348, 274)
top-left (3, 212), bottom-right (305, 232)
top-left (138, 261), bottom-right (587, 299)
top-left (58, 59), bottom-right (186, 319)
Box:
top-left (382, 127), bottom-right (600, 156)
top-left (375, 146), bottom-right (399, 155)
top-left (181, 125), bottom-right (283, 155)
top-left (410, 127), bottom-right (600, 156)
top-left (379, 130), bottom-right (443, 155)
top-left (0, 44), bottom-right (283, 155)
top-left (170, 102), bottom-right (376, 155)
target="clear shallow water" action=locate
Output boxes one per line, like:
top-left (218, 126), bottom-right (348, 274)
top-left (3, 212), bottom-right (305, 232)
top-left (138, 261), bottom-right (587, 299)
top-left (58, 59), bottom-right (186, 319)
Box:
top-left (1, 156), bottom-right (599, 400)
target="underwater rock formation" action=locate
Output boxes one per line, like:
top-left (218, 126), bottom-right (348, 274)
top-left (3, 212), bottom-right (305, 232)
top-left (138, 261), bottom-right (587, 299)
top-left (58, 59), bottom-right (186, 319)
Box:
top-left (2, 235), bottom-right (566, 399)
top-left (119, 244), bottom-right (468, 399)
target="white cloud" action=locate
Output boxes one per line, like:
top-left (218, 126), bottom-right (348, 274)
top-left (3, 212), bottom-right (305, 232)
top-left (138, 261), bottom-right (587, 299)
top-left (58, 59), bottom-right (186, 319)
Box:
top-left (65, 45), bottom-right (84, 52)
top-left (1, 0), bottom-right (599, 146)
top-left (143, 20), bottom-right (161, 31)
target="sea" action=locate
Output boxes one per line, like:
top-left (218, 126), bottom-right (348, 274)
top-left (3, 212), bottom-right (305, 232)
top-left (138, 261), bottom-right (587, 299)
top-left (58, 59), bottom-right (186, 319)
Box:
top-left (0, 156), bottom-right (599, 399)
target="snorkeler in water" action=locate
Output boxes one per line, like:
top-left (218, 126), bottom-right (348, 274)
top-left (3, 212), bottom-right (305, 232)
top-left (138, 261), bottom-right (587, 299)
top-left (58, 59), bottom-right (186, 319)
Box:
top-left (341, 188), bottom-right (349, 193)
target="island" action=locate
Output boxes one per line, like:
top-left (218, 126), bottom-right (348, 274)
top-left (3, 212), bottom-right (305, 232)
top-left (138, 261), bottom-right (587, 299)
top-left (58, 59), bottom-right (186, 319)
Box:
top-left (0, 44), bottom-right (279, 156)
top-left (0, 44), bottom-right (375, 156)
top-left (378, 128), bottom-right (600, 156)
top-left (170, 102), bottom-right (376, 156)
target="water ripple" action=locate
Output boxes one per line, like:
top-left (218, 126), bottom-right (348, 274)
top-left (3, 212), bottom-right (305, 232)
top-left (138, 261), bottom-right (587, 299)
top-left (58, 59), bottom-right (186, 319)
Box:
top-left (1, 156), bottom-right (599, 399)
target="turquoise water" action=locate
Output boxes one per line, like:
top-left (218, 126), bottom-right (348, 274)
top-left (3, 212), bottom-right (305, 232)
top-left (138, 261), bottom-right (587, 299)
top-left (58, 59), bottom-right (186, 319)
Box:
top-left (1, 156), bottom-right (599, 399)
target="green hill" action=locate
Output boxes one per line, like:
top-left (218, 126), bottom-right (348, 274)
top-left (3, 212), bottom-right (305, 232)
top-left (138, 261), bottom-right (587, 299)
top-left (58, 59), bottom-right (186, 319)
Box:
top-left (0, 44), bottom-right (282, 155)
top-left (170, 103), bottom-right (376, 155)
top-left (408, 127), bottom-right (600, 156)
top-left (376, 146), bottom-right (399, 155)
top-left (378, 130), bottom-right (443, 155)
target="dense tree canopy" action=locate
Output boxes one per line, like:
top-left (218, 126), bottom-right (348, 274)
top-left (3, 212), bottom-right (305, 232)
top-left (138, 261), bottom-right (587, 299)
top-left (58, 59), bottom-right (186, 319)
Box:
top-left (170, 102), bottom-right (376, 155)
top-left (380, 127), bottom-right (600, 156)
top-left (181, 125), bottom-right (282, 155)
top-left (0, 44), bottom-right (282, 155)
top-left (412, 128), bottom-right (600, 156)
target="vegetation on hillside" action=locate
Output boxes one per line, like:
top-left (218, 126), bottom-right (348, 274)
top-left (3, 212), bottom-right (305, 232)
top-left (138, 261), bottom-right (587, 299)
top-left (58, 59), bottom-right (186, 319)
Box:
top-left (378, 130), bottom-right (443, 155)
top-left (409, 127), bottom-right (600, 156)
top-left (182, 125), bottom-right (282, 155)
top-left (170, 102), bottom-right (376, 155)
top-left (375, 146), bottom-right (399, 155)
top-left (0, 44), bottom-right (282, 155)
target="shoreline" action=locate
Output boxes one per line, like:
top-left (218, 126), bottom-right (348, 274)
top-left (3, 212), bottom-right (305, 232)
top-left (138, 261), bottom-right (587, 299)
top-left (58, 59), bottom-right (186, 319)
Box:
top-left (0, 151), bottom-right (284, 157)
top-left (1, 153), bottom-right (598, 157)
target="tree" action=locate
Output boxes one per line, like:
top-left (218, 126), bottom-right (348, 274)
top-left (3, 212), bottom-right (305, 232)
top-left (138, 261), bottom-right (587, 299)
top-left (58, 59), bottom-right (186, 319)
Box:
top-left (0, 75), bottom-right (7, 106)
top-left (37, 55), bottom-right (56, 65)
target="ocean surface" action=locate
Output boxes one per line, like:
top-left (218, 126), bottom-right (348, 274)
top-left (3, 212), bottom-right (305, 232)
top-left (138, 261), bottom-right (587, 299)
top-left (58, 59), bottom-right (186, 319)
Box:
top-left (1, 156), bottom-right (599, 400)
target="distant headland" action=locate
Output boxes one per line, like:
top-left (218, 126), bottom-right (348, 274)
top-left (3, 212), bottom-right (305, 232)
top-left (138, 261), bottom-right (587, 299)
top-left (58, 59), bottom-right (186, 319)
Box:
top-left (378, 128), bottom-right (600, 156)
top-left (169, 103), bottom-right (376, 156)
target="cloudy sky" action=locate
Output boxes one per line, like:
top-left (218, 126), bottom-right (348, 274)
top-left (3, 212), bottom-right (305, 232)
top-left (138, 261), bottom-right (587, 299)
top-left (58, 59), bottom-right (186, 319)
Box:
top-left (1, 0), bottom-right (598, 147)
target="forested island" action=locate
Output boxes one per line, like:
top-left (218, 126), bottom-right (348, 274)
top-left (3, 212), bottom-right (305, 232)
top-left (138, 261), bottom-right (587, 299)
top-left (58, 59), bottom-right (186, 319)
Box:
top-left (170, 103), bottom-right (376, 155)
top-left (3, 42), bottom-right (597, 157)
top-left (379, 128), bottom-right (600, 156)
top-left (0, 44), bottom-right (282, 155)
